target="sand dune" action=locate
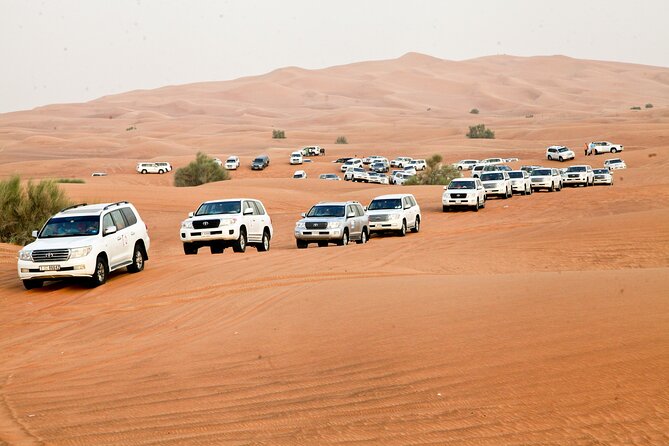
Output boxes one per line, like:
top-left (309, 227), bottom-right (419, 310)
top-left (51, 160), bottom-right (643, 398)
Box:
top-left (0, 53), bottom-right (668, 445)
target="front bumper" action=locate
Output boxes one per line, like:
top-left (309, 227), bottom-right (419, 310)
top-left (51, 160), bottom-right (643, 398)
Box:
top-left (564, 176), bottom-right (587, 185)
top-left (442, 194), bottom-right (478, 206)
top-left (531, 179), bottom-right (553, 188)
top-left (369, 220), bottom-right (403, 231)
top-left (181, 226), bottom-right (239, 243)
top-left (295, 229), bottom-right (343, 241)
top-left (18, 255), bottom-right (97, 280)
top-left (593, 176), bottom-right (612, 184)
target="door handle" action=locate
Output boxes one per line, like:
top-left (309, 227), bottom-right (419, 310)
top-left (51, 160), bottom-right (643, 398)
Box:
top-left (116, 236), bottom-right (122, 241)
top-left (131, 232), bottom-right (135, 236)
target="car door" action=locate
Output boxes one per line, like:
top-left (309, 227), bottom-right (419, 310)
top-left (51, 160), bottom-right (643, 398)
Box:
top-left (109, 209), bottom-right (132, 266)
top-left (402, 197), bottom-right (415, 227)
top-left (354, 204), bottom-right (366, 235)
top-left (242, 201), bottom-right (260, 242)
top-left (347, 205), bottom-right (359, 239)
top-left (101, 212), bottom-right (125, 268)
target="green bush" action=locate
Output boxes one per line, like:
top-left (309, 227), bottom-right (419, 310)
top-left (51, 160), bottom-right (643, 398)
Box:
top-left (174, 152), bottom-right (229, 187)
top-left (335, 136), bottom-right (348, 144)
top-left (55, 178), bottom-right (85, 184)
top-left (645, 103), bottom-right (653, 108)
top-left (126, 125), bottom-right (136, 131)
top-left (272, 129), bottom-right (286, 139)
top-left (404, 154), bottom-right (461, 186)
top-left (0, 176), bottom-right (71, 245)
top-left (630, 106), bottom-right (641, 110)
top-left (466, 124), bottom-right (495, 139)
top-left (470, 108), bottom-right (479, 114)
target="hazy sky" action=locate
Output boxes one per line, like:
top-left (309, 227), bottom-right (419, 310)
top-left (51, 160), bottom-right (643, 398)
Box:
top-left (1, 0), bottom-right (667, 113)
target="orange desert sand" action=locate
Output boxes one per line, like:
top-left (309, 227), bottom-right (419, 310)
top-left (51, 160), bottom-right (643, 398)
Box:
top-left (0, 53), bottom-right (668, 445)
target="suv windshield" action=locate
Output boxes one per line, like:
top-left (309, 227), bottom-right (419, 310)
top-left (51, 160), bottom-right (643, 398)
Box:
top-left (481, 173), bottom-right (504, 181)
top-left (532, 169), bottom-right (551, 176)
top-left (40, 216), bottom-right (99, 238)
top-left (593, 169), bottom-right (609, 174)
top-left (508, 172), bottom-right (523, 178)
top-left (558, 147), bottom-right (569, 152)
top-left (196, 201), bottom-right (241, 216)
top-left (448, 181), bottom-right (476, 189)
top-left (567, 166), bottom-right (586, 172)
top-left (368, 199), bottom-right (402, 210)
top-left (307, 205), bottom-right (345, 218)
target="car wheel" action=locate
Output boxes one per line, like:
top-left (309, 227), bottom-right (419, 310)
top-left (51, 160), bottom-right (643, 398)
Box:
top-left (183, 243), bottom-right (198, 255)
top-left (356, 229), bottom-right (368, 244)
top-left (411, 217), bottom-right (420, 233)
top-left (547, 155), bottom-right (552, 161)
top-left (23, 279), bottom-right (44, 290)
top-left (399, 220), bottom-right (407, 237)
top-left (611, 148), bottom-right (618, 153)
top-left (442, 205), bottom-right (449, 212)
top-left (550, 182), bottom-right (556, 192)
top-left (559, 156), bottom-right (564, 162)
top-left (337, 230), bottom-right (349, 246)
top-left (257, 230), bottom-right (271, 252)
top-left (474, 199), bottom-right (480, 212)
top-left (89, 256), bottom-right (108, 287)
top-left (458, 166), bottom-right (463, 170)
top-left (557, 182), bottom-right (563, 191)
top-left (296, 240), bottom-right (309, 249)
top-left (317, 241), bottom-right (328, 247)
top-left (158, 169), bottom-right (164, 174)
top-left (210, 243), bottom-right (225, 254)
top-left (141, 169), bottom-right (147, 174)
top-left (233, 228), bottom-right (247, 253)
top-left (127, 244), bottom-right (145, 272)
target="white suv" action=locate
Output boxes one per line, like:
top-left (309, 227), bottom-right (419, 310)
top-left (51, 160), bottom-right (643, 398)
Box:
top-left (340, 158), bottom-right (363, 172)
top-left (290, 151), bottom-right (303, 165)
top-left (367, 194), bottom-right (421, 236)
top-left (507, 170), bottom-right (533, 195)
top-left (546, 146), bottom-right (575, 162)
top-left (180, 199), bottom-right (273, 254)
top-left (344, 167), bottom-right (369, 182)
top-left (136, 162), bottom-right (171, 174)
top-left (17, 202), bottom-right (150, 289)
top-left (604, 158), bottom-right (626, 170)
top-left (407, 159), bottom-right (427, 171)
top-left (589, 141), bottom-right (623, 154)
top-left (530, 168), bottom-right (563, 191)
top-left (224, 156), bottom-right (240, 170)
top-left (390, 157), bottom-right (412, 168)
top-left (563, 165), bottom-right (594, 187)
top-left (294, 201), bottom-right (369, 248)
top-left (442, 178), bottom-right (486, 212)
top-left (480, 171), bottom-right (513, 199)
top-left (454, 159), bottom-right (479, 170)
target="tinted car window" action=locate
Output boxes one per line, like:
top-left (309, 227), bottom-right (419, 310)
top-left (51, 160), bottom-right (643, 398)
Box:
top-left (120, 207), bottom-right (137, 226)
top-left (102, 213), bottom-right (114, 231)
top-left (252, 201), bottom-right (265, 215)
top-left (110, 210), bottom-right (127, 230)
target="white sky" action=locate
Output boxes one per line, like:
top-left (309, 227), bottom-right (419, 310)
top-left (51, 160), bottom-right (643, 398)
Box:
top-left (1, 0), bottom-right (667, 113)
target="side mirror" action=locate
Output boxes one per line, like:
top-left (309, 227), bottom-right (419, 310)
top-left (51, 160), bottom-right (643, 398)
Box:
top-left (243, 208), bottom-right (254, 215)
top-left (188, 212), bottom-right (194, 218)
top-left (31, 230), bottom-right (39, 238)
top-left (104, 225), bottom-right (117, 236)
top-left (363, 206), bottom-right (368, 211)
top-left (404, 204), bottom-right (411, 210)
top-left (300, 212), bottom-right (306, 218)
top-left (347, 211), bottom-right (355, 218)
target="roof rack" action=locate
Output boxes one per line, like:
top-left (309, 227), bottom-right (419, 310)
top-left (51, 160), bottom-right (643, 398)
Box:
top-left (59, 203), bottom-right (88, 212)
top-left (103, 201), bottom-right (129, 211)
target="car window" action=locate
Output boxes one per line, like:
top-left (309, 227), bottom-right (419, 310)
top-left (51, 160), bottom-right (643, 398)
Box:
top-left (110, 210), bottom-right (127, 230)
top-left (252, 201), bottom-right (266, 215)
top-left (120, 207), bottom-right (137, 226)
top-left (243, 201), bottom-right (255, 214)
top-left (102, 214), bottom-right (114, 231)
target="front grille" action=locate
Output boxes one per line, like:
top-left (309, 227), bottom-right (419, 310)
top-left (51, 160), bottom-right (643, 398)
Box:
top-left (450, 193), bottom-right (467, 199)
top-left (531, 178), bottom-right (543, 182)
top-left (568, 174), bottom-right (579, 178)
top-left (32, 249), bottom-right (70, 263)
top-left (369, 214), bottom-right (389, 222)
top-left (484, 184), bottom-right (494, 189)
top-left (306, 221), bottom-right (328, 230)
top-left (595, 175), bottom-right (605, 179)
top-left (193, 219), bottom-right (220, 229)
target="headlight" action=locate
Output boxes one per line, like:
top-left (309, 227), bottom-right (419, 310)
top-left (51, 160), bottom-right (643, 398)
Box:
top-left (70, 246), bottom-right (92, 259)
top-left (295, 221), bottom-right (306, 229)
top-left (18, 250), bottom-right (32, 261)
top-left (327, 221), bottom-right (341, 229)
top-left (181, 220), bottom-right (193, 229)
top-left (219, 218), bottom-right (237, 226)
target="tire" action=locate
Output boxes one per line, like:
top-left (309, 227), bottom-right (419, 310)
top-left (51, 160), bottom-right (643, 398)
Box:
top-left (317, 241), bottom-right (328, 247)
top-left (550, 182), bottom-right (556, 192)
top-left (480, 197), bottom-right (486, 208)
top-left (559, 156), bottom-right (564, 162)
top-left (398, 220), bottom-right (407, 237)
top-left (233, 228), bottom-right (247, 253)
top-left (158, 169), bottom-right (164, 174)
top-left (23, 279), bottom-right (43, 290)
top-left (257, 230), bottom-right (270, 252)
top-left (611, 148), bottom-right (618, 153)
top-left (356, 229), bottom-right (368, 244)
top-left (210, 243), bottom-right (225, 254)
top-left (442, 205), bottom-right (449, 212)
top-left (296, 240), bottom-right (309, 249)
top-left (473, 199), bottom-right (480, 212)
top-left (183, 243), bottom-right (198, 255)
top-left (557, 182), bottom-right (562, 191)
top-left (141, 169), bottom-right (147, 174)
top-left (547, 155), bottom-right (553, 161)
top-left (127, 244), bottom-right (145, 272)
top-left (411, 217), bottom-right (420, 233)
top-left (337, 230), bottom-right (349, 246)
top-left (89, 256), bottom-right (108, 287)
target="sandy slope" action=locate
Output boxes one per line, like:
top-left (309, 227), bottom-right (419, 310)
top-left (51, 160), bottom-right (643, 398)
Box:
top-left (0, 54), bottom-right (668, 445)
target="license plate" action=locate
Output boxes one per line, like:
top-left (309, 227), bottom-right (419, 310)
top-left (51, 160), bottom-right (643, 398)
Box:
top-left (40, 265), bottom-right (60, 271)
top-left (201, 231), bottom-right (209, 236)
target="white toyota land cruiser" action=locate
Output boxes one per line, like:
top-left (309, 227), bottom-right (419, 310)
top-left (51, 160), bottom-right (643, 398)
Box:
top-left (367, 194), bottom-right (421, 236)
top-left (17, 202), bottom-right (150, 289)
top-left (180, 198), bottom-right (273, 254)
top-left (442, 178), bottom-right (486, 212)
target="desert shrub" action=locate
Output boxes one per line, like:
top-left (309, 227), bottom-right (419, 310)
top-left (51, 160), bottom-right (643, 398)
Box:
top-left (525, 114), bottom-right (534, 118)
top-left (466, 124), bottom-right (495, 139)
top-left (272, 129), bottom-right (286, 139)
top-left (470, 108), bottom-right (479, 114)
top-left (335, 136), bottom-right (348, 144)
top-left (174, 152), bottom-right (229, 187)
top-left (645, 103), bottom-right (653, 108)
top-left (0, 176), bottom-right (71, 245)
top-left (404, 154), bottom-right (461, 186)
top-left (55, 178), bottom-right (85, 184)
top-left (630, 106), bottom-right (641, 110)
top-left (126, 125), bottom-right (136, 131)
